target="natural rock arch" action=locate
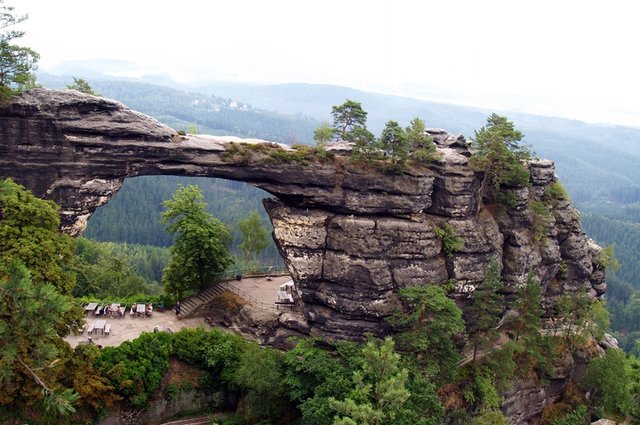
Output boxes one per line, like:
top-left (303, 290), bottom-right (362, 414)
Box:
top-left (0, 89), bottom-right (605, 341)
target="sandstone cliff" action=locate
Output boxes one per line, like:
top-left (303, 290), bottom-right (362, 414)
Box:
top-left (0, 89), bottom-right (608, 423)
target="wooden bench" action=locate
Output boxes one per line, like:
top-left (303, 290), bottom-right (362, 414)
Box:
top-left (86, 322), bottom-right (96, 334)
top-left (104, 324), bottom-right (111, 336)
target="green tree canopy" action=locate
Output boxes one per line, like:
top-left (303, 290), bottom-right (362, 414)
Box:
top-left (330, 337), bottom-right (410, 425)
top-left (0, 0), bottom-right (39, 98)
top-left (468, 258), bottom-right (504, 362)
top-left (0, 179), bottom-right (82, 336)
top-left (160, 185), bottom-right (233, 299)
top-left (236, 210), bottom-right (270, 268)
top-left (470, 114), bottom-right (531, 207)
top-left (405, 118), bottom-right (437, 165)
top-left (0, 260), bottom-right (79, 417)
top-left (379, 120), bottom-right (408, 165)
top-left (389, 285), bottom-right (464, 383)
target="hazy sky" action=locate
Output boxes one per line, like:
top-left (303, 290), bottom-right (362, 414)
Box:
top-left (15, 0), bottom-right (640, 128)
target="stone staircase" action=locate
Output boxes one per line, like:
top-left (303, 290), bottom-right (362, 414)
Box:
top-left (177, 282), bottom-right (227, 319)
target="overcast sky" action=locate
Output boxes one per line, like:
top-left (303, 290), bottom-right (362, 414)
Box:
top-left (15, 0), bottom-right (640, 128)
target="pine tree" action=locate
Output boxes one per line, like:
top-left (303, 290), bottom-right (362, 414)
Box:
top-left (379, 120), bottom-right (408, 165)
top-left (469, 258), bottom-right (504, 363)
top-left (0, 260), bottom-right (80, 415)
top-left (470, 114), bottom-right (531, 207)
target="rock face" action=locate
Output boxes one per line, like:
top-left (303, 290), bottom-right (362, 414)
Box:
top-left (0, 90), bottom-right (607, 423)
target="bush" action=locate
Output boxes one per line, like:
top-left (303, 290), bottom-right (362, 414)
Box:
top-left (435, 223), bottom-right (464, 256)
top-left (529, 200), bottom-right (552, 241)
top-left (544, 181), bottom-right (569, 203)
top-left (94, 332), bottom-right (172, 408)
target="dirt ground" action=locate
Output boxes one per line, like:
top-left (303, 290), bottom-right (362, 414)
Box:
top-left (232, 274), bottom-right (293, 304)
top-left (64, 275), bottom-right (293, 348)
top-left (65, 311), bottom-right (206, 348)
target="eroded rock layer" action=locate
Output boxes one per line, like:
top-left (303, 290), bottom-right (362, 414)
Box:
top-left (1, 89), bottom-right (608, 423)
top-left (0, 89), bottom-right (605, 338)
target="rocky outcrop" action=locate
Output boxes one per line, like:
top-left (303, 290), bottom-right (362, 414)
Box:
top-left (0, 88), bottom-right (605, 333)
top-left (0, 89), bottom-right (607, 422)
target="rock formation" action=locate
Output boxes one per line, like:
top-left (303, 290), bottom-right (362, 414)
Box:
top-left (0, 89), bottom-right (608, 423)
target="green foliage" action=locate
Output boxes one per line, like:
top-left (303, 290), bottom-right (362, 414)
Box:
top-left (434, 223), bottom-right (464, 257)
top-left (596, 245), bottom-right (620, 272)
top-left (529, 199), bottom-right (552, 241)
top-left (544, 181), bottom-right (570, 204)
top-left (66, 77), bottom-right (97, 95)
top-left (236, 210), bottom-right (270, 268)
top-left (265, 143), bottom-right (333, 165)
top-left (550, 405), bottom-right (587, 425)
top-left (468, 258), bottom-right (504, 363)
top-left (389, 285), bottom-right (464, 383)
top-left (331, 99), bottom-right (369, 142)
top-left (470, 113), bottom-right (532, 207)
top-left (379, 120), bottom-right (408, 166)
top-left (0, 260), bottom-right (78, 416)
top-left (581, 349), bottom-right (632, 417)
top-left (314, 121), bottom-right (334, 146)
top-left (330, 99), bottom-right (379, 162)
top-left (507, 273), bottom-right (544, 342)
top-left (232, 344), bottom-right (288, 424)
top-left (0, 1), bottom-right (39, 99)
top-left (0, 179), bottom-right (76, 296)
top-left (283, 338), bottom-right (362, 425)
top-left (405, 118), bottom-right (437, 165)
top-left (329, 338), bottom-right (410, 425)
top-left (94, 332), bottom-right (172, 409)
top-left (469, 409), bottom-right (508, 425)
top-left (161, 185), bottom-right (233, 299)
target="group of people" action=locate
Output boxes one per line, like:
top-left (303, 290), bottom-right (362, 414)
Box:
top-left (145, 303), bottom-right (153, 317)
top-left (95, 304), bottom-right (125, 318)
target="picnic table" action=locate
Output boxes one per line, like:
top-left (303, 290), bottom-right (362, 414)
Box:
top-left (93, 319), bottom-right (107, 335)
top-left (277, 290), bottom-right (294, 304)
top-left (136, 303), bottom-right (145, 316)
top-left (84, 302), bottom-right (98, 313)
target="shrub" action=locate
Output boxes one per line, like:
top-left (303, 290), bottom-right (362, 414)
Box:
top-left (544, 181), bottom-right (569, 203)
top-left (529, 200), bottom-right (552, 241)
top-left (435, 223), bottom-right (464, 256)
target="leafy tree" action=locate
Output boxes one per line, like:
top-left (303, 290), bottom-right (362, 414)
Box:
top-left (0, 260), bottom-right (79, 417)
top-left (379, 120), bottom-right (408, 165)
top-left (389, 285), bottom-right (464, 383)
top-left (0, 179), bottom-right (75, 296)
top-left (66, 77), bottom-right (97, 95)
top-left (581, 349), bottom-right (632, 417)
top-left (468, 258), bottom-right (504, 362)
top-left (283, 338), bottom-right (362, 425)
top-left (0, 179), bottom-right (82, 335)
top-left (160, 185), bottom-right (233, 299)
top-left (508, 272), bottom-right (544, 342)
top-left (74, 254), bottom-right (150, 298)
top-left (314, 121), bottom-right (335, 146)
top-left (0, 0), bottom-right (39, 98)
top-left (236, 210), bottom-right (270, 268)
top-left (405, 118), bottom-right (437, 164)
top-left (470, 114), bottom-right (531, 207)
top-left (232, 344), bottom-right (288, 424)
top-left (330, 337), bottom-right (410, 425)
